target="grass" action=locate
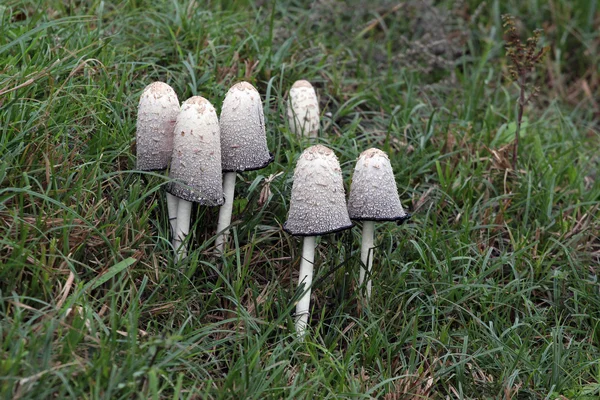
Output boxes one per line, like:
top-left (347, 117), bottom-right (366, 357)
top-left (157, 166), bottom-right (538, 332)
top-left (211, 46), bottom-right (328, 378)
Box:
top-left (1, 0), bottom-right (598, 398)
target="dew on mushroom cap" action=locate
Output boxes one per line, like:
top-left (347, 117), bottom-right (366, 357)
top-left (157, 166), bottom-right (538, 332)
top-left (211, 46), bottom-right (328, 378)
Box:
top-left (347, 148), bottom-right (409, 222)
top-left (136, 81), bottom-right (180, 171)
top-left (284, 145), bottom-right (353, 236)
top-left (219, 81), bottom-right (273, 172)
top-left (167, 96), bottom-right (224, 206)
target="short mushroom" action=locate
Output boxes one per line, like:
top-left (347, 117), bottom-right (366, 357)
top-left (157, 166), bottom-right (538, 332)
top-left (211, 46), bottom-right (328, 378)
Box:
top-left (215, 81), bottom-right (273, 254)
top-left (135, 81), bottom-right (180, 238)
top-left (347, 148), bottom-right (410, 300)
top-left (284, 145), bottom-right (353, 336)
top-left (167, 96), bottom-right (224, 260)
top-left (287, 80), bottom-right (320, 138)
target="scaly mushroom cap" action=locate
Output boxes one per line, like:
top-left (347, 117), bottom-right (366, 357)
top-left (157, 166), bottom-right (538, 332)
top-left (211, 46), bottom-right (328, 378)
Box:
top-left (287, 80), bottom-right (320, 138)
top-left (347, 148), bottom-right (409, 222)
top-left (284, 145), bottom-right (353, 236)
top-left (167, 96), bottom-right (224, 206)
top-left (219, 81), bottom-right (273, 172)
top-left (136, 82), bottom-right (180, 171)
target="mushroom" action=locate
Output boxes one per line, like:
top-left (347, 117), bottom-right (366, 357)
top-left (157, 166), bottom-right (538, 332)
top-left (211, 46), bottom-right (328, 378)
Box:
top-left (347, 148), bottom-right (410, 300)
top-left (287, 80), bottom-right (320, 138)
top-left (215, 81), bottom-right (273, 254)
top-left (135, 81), bottom-right (180, 238)
top-left (284, 145), bottom-right (353, 336)
top-left (167, 96), bottom-right (224, 260)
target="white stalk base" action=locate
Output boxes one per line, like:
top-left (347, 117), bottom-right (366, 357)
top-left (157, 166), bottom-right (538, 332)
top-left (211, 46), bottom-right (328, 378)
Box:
top-left (166, 192), bottom-right (179, 240)
top-left (174, 200), bottom-right (192, 262)
top-left (215, 172), bottom-right (236, 255)
top-left (359, 221), bottom-right (375, 300)
top-left (295, 236), bottom-right (316, 338)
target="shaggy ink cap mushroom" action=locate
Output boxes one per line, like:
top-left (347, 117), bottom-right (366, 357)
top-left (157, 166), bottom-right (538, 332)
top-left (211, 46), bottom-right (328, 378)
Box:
top-left (347, 148), bottom-right (410, 223)
top-left (284, 145), bottom-right (353, 236)
top-left (287, 80), bottom-right (320, 138)
top-left (167, 96), bottom-right (224, 206)
top-left (136, 82), bottom-right (180, 171)
top-left (219, 81), bottom-right (273, 172)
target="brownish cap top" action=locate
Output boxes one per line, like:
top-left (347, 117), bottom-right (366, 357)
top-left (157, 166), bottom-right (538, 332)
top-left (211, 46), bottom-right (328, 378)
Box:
top-left (291, 80), bottom-right (313, 89)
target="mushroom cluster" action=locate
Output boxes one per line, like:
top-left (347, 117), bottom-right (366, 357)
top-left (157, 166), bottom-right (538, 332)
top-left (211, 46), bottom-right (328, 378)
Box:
top-left (283, 144), bottom-right (409, 336)
top-left (282, 80), bottom-right (411, 335)
top-left (135, 78), bottom-right (410, 339)
top-left (135, 81), bottom-right (270, 260)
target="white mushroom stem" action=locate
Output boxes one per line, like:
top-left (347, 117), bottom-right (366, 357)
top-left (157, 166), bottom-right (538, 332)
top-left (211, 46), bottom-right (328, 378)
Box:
top-left (359, 221), bottom-right (375, 300)
top-left (215, 172), bottom-right (236, 254)
top-left (174, 199), bottom-right (192, 261)
top-left (295, 235), bottom-right (316, 337)
top-left (166, 192), bottom-right (179, 239)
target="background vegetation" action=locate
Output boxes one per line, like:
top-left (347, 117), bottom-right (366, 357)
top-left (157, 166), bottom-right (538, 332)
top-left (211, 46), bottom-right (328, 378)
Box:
top-left (1, 0), bottom-right (598, 398)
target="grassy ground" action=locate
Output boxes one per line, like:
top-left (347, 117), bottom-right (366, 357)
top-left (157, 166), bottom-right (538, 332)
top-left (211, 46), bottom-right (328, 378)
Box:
top-left (1, 0), bottom-right (599, 398)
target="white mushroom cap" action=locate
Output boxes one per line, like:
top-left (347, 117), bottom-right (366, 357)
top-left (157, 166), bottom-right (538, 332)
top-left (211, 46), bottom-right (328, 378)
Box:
top-left (347, 148), bottom-right (409, 222)
top-left (136, 82), bottom-right (180, 171)
top-left (167, 96), bottom-right (224, 206)
top-left (284, 145), bottom-right (353, 236)
top-left (287, 80), bottom-right (320, 138)
top-left (219, 81), bottom-right (273, 172)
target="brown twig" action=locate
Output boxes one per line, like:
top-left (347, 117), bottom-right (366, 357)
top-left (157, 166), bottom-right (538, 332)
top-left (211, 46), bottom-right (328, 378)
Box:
top-left (502, 15), bottom-right (548, 171)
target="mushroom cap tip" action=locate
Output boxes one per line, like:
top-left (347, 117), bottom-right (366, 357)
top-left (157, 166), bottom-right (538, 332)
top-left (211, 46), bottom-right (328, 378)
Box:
top-left (230, 81), bottom-right (258, 92)
top-left (183, 95), bottom-right (210, 107)
top-left (291, 79), bottom-right (314, 89)
top-left (303, 144), bottom-right (335, 159)
top-left (144, 81), bottom-right (174, 92)
top-left (361, 147), bottom-right (389, 159)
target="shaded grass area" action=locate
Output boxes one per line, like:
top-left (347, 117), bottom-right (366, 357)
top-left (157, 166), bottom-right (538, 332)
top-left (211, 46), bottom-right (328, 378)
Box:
top-left (1, 0), bottom-right (599, 398)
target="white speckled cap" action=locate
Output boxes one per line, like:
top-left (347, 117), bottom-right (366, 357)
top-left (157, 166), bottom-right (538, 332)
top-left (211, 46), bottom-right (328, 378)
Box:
top-left (287, 80), bottom-right (320, 138)
top-left (347, 148), bottom-right (409, 222)
top-left (167, 96), bottom-right (224, 206)
top-left (284, 145), bottom-right (353, 236)
top-left (219, 81), bottom-right (273, 172)
top-left (136, 82), bottom-right (180, 171)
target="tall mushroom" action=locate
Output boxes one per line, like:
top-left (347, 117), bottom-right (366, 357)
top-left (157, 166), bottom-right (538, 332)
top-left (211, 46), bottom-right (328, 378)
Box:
top-left (347, 148), bottom-right (410, 300)
top-left (284, 145), bottom-right (353, 336)
top-left (135, 81), bottom-right (180, 237)
top-left (287, 80), bottom-right (320, 138)
top-left (167, 96), bottom-right (224, 260)
top-left (215, 81), bottom-right (273, 254)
